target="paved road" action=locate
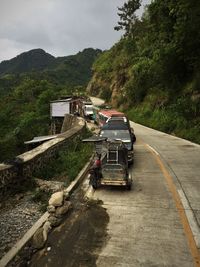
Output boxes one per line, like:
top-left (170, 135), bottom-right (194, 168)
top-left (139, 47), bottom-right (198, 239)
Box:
top-left (27, 93), bottom-right (200, 267)
top-left (91, 122), bottom-right (200, 267)
top-left (90, 96), bottom-right (105, 107)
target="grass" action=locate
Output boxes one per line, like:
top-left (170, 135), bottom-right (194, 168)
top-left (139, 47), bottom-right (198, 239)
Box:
top-left (33, 131), bottom-right (93, 184)
top-left (31, 130), bottom-right (93, 212)
top-left (127, 106), bottom-right (200, 144)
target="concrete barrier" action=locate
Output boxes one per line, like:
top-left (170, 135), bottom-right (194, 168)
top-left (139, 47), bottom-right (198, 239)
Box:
top-left (0, 116), bottom-right (86, 199)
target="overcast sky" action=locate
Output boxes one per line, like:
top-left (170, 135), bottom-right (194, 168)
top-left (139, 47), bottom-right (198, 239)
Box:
top-left (0, 0), bottom-right (150, 62)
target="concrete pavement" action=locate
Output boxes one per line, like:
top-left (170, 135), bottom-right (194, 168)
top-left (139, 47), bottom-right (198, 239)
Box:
top-left (90, 96), bottom-right (105, 107)
top-left (132, 122), bottom-right (200, 236)
top-left (27, 108), bottom-right (200, 266)
top-left (90, 122), bottom-right (200, 267)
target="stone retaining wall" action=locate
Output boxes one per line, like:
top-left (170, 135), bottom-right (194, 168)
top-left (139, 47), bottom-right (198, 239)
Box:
top-left (0, 115), bottom-right (86, 199)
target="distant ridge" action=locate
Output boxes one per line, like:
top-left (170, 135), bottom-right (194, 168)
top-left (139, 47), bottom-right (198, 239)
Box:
top-left (0, 49), bottom-right (55, 75)
top-left (0, 48), bottom-right (102, 77)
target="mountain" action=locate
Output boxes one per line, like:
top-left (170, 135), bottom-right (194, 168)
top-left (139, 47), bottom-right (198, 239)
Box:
top-left (0, 49), bottom-right (55, 75)
top-left (87, 0), bottom-right (200, 144)
top-left (0, 48), bottom-right (102, 91)
top-left (45, 48), bottom-right (102, 86)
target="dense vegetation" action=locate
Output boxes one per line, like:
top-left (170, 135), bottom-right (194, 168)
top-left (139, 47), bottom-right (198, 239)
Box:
top-left (88, 0), bottom-right (200, 143)
top-left (0, 48), bottom-right (101, 161)
top-left (9, 132), bottom-right (93, 210)
top-left (33, 132), bottom-right (93, 185)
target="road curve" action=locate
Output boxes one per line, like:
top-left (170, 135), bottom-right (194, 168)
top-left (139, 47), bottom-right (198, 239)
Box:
top-left (90, 96), bottom-right (105, 107)
top-left (91, 122), bottom-right (200, 267)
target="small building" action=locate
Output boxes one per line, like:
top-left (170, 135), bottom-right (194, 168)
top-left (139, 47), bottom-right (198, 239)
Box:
top-left (50, 96), bottom-right (81, 134)
top-left (50, 96), bottom-right (80, 118)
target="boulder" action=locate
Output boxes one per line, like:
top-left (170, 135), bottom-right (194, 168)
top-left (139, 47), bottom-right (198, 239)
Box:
top-left (48, 215), bottom-right (62, 227)
top-left (56, 201), bottom-right (72, 216)
top-left (35, 178), bottom-right (65, 193)
top-left (49, 191), bottom-right (64, 207)
top-left (47, 205), bottom-right (56, 214)
top-left (43, 221), bottom-right (51, 242)
top-left (32, 228), bottom-right (46, 249)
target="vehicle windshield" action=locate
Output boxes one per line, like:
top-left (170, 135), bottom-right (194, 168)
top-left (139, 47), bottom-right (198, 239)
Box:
top-left (100, 130), bottom-right (131, 141)
top-left (85, 106), bottom-right (93, 111)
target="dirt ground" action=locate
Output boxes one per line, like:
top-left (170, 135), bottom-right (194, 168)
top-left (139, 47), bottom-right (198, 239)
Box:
top-left (11, 187), bottom-right (109, 267)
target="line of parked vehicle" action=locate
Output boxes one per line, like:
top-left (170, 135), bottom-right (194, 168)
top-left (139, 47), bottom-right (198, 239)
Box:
top-left (83, 107), bottom-right (136, 190)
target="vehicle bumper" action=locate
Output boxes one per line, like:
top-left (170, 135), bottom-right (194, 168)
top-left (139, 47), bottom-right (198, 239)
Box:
top-left (100, 179), bottom-right (127, 186)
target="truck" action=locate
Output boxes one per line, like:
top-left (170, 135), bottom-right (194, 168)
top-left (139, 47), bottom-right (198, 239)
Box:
top-left (82, 101), bottom-right (94, 120)
top-left (99, 122), bottom-right (134, 164)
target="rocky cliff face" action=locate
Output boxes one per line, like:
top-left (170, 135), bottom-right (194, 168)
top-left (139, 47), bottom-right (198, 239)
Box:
top-left (87, 60), bottom-right (129, 107)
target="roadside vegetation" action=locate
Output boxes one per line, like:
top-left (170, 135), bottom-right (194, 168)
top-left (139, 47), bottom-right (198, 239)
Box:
top-left (33, 133), bottom-right (93, 185)
top-left (88, 0), bottom-right (200, 144)
top-left (4, 130), bottom-right (93, 210)
top-left (31, 131), bottom-right (93, 211)
top-left (0, 48), bottom-right (101, 161)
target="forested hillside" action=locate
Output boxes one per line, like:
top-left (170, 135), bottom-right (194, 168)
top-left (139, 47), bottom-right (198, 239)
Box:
top-left (87, 0), bottom-right (200, 143)
top-left (0, 49), bottom-right (55, 75)
top-left (0, 48), bottom-right (101, 161)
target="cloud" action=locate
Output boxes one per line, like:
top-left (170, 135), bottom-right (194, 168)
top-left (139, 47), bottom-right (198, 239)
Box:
top-left (0, 0), bottom-right (150, 62)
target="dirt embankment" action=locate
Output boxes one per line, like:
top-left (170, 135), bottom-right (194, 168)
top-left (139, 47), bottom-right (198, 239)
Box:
top-left (10, 188), bottom-right (109, 267)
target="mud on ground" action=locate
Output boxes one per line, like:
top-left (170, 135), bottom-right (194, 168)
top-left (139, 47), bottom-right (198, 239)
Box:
top-left (10, 188), bottom-right (109, 267)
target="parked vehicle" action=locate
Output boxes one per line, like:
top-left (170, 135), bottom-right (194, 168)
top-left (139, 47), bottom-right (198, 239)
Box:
top-left (106, 116), bottom-right (136, 143)
top-left (97, 109), bottom-right (125, 127)
top-left (82, 101), bottom-right (94, 120)
top-left (83, 136), bottom-right (132, 190)
top-left (99, 122), bottom-right (134, 164)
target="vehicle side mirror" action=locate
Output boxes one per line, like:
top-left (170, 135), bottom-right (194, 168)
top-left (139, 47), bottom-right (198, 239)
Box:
top-left (131, 133), bottom-right (136, 143)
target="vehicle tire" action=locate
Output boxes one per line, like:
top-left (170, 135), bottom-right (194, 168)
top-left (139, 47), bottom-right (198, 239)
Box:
top-left (127, 183), bottom-right (131, 190)
top-left (127, 173), bottom-right (132, 190)
top-left (92, 184), bottom-right (97, 190)
top-left (92, 179), bottom-right (99, 190)
top-left (128, 159), bottom-right (134, 166)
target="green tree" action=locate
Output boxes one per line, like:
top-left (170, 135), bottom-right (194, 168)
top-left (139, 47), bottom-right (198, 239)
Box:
top-left (114, 0), bottom-right (141, 37)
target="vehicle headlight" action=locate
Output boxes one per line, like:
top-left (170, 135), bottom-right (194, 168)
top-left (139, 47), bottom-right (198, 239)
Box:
top-left (125, 142), bottom-right (132, 150)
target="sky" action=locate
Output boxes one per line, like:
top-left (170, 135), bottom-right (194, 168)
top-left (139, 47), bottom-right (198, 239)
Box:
top-left (0, 0), bottom-right (150, 62)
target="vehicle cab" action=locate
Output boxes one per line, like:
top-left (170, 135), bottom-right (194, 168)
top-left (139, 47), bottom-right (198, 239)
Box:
top-left (99, 122), bottom-right (134, 164)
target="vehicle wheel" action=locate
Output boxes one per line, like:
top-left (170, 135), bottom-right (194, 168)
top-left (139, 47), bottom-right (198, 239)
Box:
top-left (92, 184), bottom-right (97, 190)
top-left (92, 179), bottom-right (99, 189)
top-left (127, 183), bottom-right (132, 190)
top-left (127, 174), bottom-right (132, 190)
top-left (128, 159), bottom-right (134, 166)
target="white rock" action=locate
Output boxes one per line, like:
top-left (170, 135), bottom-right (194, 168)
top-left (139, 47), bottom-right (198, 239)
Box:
top-left (32, 228), bottom-right (45, 249)
top-left (43, 221), bottom-right (51, 242)
top-left (49, 191), bottom-right (64, 207)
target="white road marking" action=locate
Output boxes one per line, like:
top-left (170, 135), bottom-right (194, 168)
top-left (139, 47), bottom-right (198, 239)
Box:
top-left (178, 189), bottom-right (200, 248)
top-left (146, 144), bottom-right (160, 156)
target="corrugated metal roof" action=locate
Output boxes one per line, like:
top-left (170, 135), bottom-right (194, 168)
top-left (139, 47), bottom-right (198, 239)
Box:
top-left (98, 109), bottom-right (125, 117)
top-left (24, 135), bottom-right (58, 144)
top-left (50, 98), bottom-right (72, 103)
